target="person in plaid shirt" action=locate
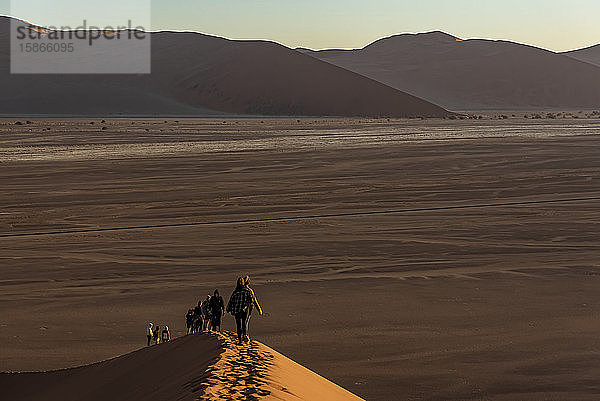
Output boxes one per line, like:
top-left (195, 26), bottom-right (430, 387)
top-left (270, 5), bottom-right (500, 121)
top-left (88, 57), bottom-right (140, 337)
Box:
top-left (227, 277), bottom-right (254, 343)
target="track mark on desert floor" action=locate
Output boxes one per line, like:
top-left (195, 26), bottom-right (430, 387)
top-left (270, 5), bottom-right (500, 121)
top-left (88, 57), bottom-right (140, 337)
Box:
top-left (0, 195), bottom-right (598, 239)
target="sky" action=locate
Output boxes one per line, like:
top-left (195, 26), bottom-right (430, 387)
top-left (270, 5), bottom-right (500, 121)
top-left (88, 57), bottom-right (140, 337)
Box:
top-left (1, 0), bottom-right (599, 52)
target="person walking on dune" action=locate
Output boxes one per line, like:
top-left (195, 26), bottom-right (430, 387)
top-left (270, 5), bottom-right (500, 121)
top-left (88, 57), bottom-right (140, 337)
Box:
top-left (146, 322), bottom-right (153, 346)
top-left (242, 276), bottom-right (263, 339)
top-left (186, 308), bottom-right (195, 334)
top-left (226, 277), bottom-right (254, 343)
top-left (193, 301), bottom-right (203, 334)
top-left (201, 295), bottom-right (212, 331)
top-left (153, 325), bottom-right (160, 345)
top-left (209, 289), bottom-right (225, 332)
top-left (161, 326), bottom-right (171, 342)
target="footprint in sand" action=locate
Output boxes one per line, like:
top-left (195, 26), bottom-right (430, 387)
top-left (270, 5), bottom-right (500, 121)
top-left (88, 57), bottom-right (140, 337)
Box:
top-left (188, 331), bottom-right (274, 400)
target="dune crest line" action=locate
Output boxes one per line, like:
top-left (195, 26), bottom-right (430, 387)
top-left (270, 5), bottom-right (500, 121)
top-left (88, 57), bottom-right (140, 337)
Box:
top-left (1, 196), bottom-right (599, 239)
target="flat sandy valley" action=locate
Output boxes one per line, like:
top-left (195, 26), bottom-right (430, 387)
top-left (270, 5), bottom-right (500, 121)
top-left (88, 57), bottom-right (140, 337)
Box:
top-left (1, 118), bottom-right (599, 401)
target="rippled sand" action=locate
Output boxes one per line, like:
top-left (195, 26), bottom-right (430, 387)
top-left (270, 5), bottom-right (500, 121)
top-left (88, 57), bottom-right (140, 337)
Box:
top-left (1, 118), bottom-right (599, 400)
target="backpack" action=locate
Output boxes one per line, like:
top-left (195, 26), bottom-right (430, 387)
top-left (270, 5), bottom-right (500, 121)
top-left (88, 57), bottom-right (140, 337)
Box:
top-left (162, 330), bottom-right (169, 341)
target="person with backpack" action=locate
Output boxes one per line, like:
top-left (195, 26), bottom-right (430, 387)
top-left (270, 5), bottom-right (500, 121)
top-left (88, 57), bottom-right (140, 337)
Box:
top-left (161, 326), bottom-right (171, 342)
top-left (242, 276), bottom-right (263, 337)
top-left (146, 322), bottom-right (153, 346)
top-left (153, 325), bottom-right (160, 344)
top-left (226, 277), bottom-right (254, 343)
top-left (209, 289), bottom-right (225, 332)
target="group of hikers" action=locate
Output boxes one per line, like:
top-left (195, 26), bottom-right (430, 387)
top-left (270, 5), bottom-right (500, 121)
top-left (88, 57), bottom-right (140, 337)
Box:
top-left (186, 289), bottom-right (226, 333)
top-left (186, 276), bottom-right (263, 343)
top-left (146, 323), bottom-right (171, 346)
top-left (147, 275), bottom-right (262, 346)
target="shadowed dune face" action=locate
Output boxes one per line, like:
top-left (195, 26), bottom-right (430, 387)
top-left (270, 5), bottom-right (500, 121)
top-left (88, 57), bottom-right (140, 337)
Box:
top-left (0, 334), bottom-right (222, 401)
top-left (0, 17), bottom-right (448, 118)
top-left (154, 33), bottom-right (449, 118)
top-left (563, 44), bottom-right (600, 67)
top-left (301, 32), bottom-right (600, 110)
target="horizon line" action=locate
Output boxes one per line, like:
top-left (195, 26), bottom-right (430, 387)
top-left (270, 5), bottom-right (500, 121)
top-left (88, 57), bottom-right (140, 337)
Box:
top-left (0, 14), bottom-right (597, 54)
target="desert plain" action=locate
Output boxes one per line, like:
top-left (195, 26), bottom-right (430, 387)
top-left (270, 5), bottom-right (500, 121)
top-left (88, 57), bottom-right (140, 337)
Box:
top-left (1, 117), bottom-right (599, 400)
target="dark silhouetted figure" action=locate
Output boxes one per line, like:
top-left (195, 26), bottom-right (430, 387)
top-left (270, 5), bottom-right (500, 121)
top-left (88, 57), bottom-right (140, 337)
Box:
top-left (209, 289), bottom-right (225, 332)
top-left (153, 325), bottom-right (160, 344)
top-left (161, 326), bottom-right (171, 342)
top-left (186, 309), bottom-right (195, 334)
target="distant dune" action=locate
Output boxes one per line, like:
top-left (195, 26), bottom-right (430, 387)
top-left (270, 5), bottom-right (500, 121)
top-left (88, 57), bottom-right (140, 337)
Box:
top-left (563, 45), bottom-right (600, 67)
top-left (0, 332), bottom-right (365, 401)
top-left (0, 16), bottom-right (448, 118)
top-left (301, 32), bottom-right (600, 110)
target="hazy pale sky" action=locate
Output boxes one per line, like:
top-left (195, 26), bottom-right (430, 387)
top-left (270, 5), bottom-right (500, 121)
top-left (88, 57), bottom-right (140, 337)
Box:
top-left (2, 0), bottom-right (599, 51)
